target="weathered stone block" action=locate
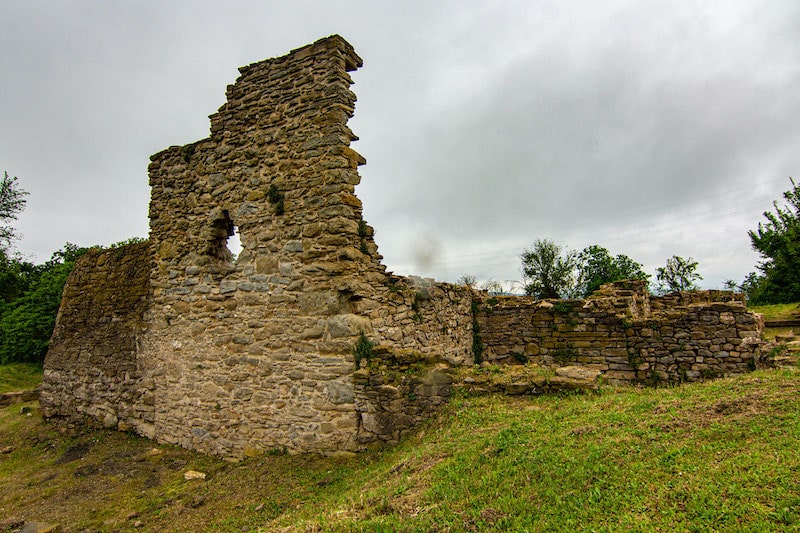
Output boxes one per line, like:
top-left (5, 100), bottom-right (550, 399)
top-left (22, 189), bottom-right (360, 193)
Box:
top-left (327, 314), bottom-right (371, 338)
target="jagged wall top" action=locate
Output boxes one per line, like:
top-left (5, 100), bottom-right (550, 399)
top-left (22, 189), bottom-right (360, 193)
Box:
top-left (139, 34), bottom-right (472, 456)
top-left (209, 35), bottom-right (363, 139)
top-left (147, 34), bottom-right (375, 272)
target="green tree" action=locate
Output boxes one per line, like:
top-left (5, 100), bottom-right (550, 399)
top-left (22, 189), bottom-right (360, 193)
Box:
top-left (747, 178), bottom-right (800, 304)
top-left (0, 174), bottom-right (99, 363)
top-left (0, 251), bottom-right (38, 305)
top-left (521, 239), bottom-right (578, 299)
top-left (0, 171), bottom-right (31, 324)
top-left (655, 255), bottom-right (702, 293)
top-left (724, 272), bottom-right (767, 302)
top-left (576, 245), bottom-right (649, 297)
top-left (0, 171), bottom-right (28, 250)
top-left (0, 243), bottom-right (89, 364)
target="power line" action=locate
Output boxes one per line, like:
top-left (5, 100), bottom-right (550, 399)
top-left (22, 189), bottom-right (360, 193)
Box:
top-left (380, 176), bottom-right (791, 274)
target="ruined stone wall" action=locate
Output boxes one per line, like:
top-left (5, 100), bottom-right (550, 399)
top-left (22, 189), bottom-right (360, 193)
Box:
top-left (39, 242), bottom-right (155, 436)
top-left (352, 277), bottom-right (471, 445)
top-left (41, 36), bottom-right (765, 459)
top-left (140, 35), bottom-right (472, 456)
top-left (476, 281), bottom-right (764, 384)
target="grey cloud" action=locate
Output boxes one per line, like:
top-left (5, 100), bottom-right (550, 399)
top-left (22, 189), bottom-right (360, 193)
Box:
top-left (1, 0), bottom-right (798, 290)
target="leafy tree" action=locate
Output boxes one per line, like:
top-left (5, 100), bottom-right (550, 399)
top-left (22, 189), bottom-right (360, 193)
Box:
top-left (0, 172), bottom-right (33, 306)
top-left (0, 243), bottom-right (89, 364)
top-left (521, 239), bottom-right (578, 299)
top-left (576, 245), bottom-right (649, 297)
top-left (724, 272), bottom-right (768, 302)
top-left (747, 178), bottom-right (800, 304)
top-left (0, 251), bottom-right (28, 304)
top-left (0, 262), bottom-right (73, 363)
top-left (0, 171), bottom-right (28, 250)
top-left (0, 174), bottom-right (100, 363)
top-left (655, 255), bottom-right (702, 293)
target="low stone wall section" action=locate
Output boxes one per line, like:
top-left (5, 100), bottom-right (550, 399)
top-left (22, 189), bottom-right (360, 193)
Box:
top-left (476, 281), bottom-right (764, 384)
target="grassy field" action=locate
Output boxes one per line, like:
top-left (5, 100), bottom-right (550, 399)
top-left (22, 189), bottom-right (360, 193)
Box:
top-left (1, 367), bottom-right (798, 532)
top-left (0, 363), bottom-right (42, 394)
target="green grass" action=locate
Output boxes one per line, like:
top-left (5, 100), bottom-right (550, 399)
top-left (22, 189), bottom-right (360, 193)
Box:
top-left (763, 327), bottom-right (797, 341)
top-left (750, 302), bottom-right (800, 321)
top-left (276, 369), bottom-right (800, 532)
top-left (749, 302), bottom-right (799, 340)
top-left (0, 362), bottom-right (42, 393)
top-left (1, 368), bottom-right (799, 532)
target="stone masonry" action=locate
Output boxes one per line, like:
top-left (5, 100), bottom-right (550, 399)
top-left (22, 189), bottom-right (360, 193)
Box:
top-left (40, 36), bottom-right (764, 458)
top-left (475, 280), bottom-right (764, 384)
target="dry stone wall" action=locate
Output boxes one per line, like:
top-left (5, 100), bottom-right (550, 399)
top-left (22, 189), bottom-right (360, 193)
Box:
top-left (476, 281), bottom-right (764, 384)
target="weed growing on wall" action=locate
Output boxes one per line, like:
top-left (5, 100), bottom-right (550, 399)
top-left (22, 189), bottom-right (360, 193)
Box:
top-left (552, 301), bottom-right (573, 315)
top-left (627, 351), bottom-right (643, 369)
top-left (353, 333), bottom-right (374, 368)
top-left (358, 219), bottom-right (369, 255)
top-left (267, 184), bottom-right (285, 215)
top-left (553, 346), bottom-right (578, 364)
top-left (700, 368), bottom-right (723, 380)
top-left (411, 292), bottom-right (425, 323)
top-left (649, 369), bottom-right (661, 385)
top-left (511, 352), bottom-right (528, 364)
top-left (180, 143), bottom-right (196, 162)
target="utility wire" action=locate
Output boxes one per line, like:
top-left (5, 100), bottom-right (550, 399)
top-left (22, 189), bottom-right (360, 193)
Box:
top-left (381, 176), bottom-right (791, 276)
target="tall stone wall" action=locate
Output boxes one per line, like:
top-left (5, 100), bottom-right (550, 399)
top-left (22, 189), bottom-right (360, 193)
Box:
top-left (141, 35), bottom-right (367, 456)
top-left (39, 242), bottom-right (155, 436)
top-left (476, 281), bottom-right (764, 384)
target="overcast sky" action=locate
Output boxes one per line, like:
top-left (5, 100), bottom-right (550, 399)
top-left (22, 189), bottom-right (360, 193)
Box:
top-left (2, 1), bottom-right (798, 290)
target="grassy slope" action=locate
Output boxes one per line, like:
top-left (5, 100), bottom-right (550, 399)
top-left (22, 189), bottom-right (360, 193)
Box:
top-left (1, 368), bottom-right (798, 532)
top-left (0, 363), bottom-right (42, 394)
top-left (750, 302), bottom-right (800, 340)
top-left (750, 302), bottom-right (800, 322)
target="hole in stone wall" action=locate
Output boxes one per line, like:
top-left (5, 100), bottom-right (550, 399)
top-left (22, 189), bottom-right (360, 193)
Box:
top-left (227, 226), bottom-right (242, 260)
top-left (209, 210), bottom-right (238, 262)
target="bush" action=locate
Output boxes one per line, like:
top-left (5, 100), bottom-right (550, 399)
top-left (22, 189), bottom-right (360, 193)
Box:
top-left (0, 262), bottom-right (73, 363)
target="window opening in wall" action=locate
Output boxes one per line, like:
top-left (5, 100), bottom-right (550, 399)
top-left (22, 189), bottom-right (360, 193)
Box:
top-left (228, 226), bottom-right (242, 260)
top-left (210, 210), bottom-right (240, 262)
top-left (219, 210), bottom-right (243, 261)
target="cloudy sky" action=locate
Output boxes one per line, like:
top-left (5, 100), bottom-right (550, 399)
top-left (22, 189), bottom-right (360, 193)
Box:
top-left (2, 1), bottom-right (798, 290)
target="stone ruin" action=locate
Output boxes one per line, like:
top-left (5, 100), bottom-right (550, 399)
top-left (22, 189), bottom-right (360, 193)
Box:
top-left (39, 36), bottom-right (765, 458)
top-left (475, 280), bottom-right (764, 383)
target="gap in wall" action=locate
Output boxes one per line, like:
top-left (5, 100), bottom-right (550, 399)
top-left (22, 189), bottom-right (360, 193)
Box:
top-left (227, 227), bottom-right (242, 260)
